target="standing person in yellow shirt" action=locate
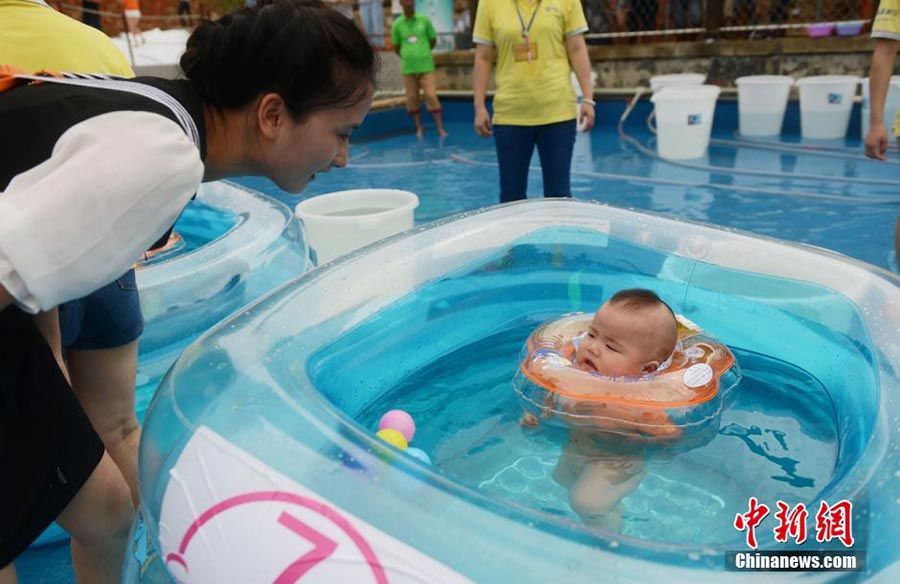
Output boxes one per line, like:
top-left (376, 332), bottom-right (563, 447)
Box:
top-left (864, 0), bottom-right (900, 268)
top-left (0, 0), bottom-right (133, 75)
top-left (472, 0), bottom-right (595, 203)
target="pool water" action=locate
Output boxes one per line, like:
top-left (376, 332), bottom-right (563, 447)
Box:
top-left (356, 338), bottom-right (837, 547)
top-left (239, 98), bottom-right (899, 271)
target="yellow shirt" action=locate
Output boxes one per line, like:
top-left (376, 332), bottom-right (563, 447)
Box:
top-left (0, 0), bottom-right (134, 77)
top-left (872, 0), bottom-right (900, 135)
top-left (473, 0), bottom-right (588, 126)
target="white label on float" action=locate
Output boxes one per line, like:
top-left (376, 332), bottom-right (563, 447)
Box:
top-left (684, 346), bottom-right (705, 360)
top-left (159, 426), bottom-right (472, 584)
top-left (683, 363), bottom-right (714, 388)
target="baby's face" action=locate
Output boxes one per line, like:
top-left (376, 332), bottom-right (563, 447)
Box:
top-left (574, 302), bottom-right (670, 377)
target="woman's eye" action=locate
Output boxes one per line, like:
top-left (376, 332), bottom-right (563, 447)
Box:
top-left (587, 332), bottom-right (596, 339)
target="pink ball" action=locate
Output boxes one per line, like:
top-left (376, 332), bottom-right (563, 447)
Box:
top-left (378, 410), bottom-right (415, 442)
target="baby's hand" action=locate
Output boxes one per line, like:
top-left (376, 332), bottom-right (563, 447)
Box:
top-left (520, 412), bottom-right (540, 427)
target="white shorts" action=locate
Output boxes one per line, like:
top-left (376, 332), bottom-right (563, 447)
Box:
top-left (124, 9), bottom-right (141, 18)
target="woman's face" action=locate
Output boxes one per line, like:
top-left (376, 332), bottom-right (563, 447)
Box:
top-left (258, 86), bottom-right (374, 194)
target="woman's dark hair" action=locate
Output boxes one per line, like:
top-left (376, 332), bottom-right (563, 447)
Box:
top-left (181, 0), bottom-right (377, 119)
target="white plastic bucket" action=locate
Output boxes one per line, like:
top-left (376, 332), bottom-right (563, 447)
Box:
top-left (651, 85), bottom-right (721, 160)
top-left (796, 75), bottom-right (861, 139)
top-left (735, 75), bottom-right (794, 136)
top-left (294, 189), bottom-right (418, 264)
top-left (861, 76), bottom-right (900, 140)
top-left (649, 73), bottom-right (707, 92)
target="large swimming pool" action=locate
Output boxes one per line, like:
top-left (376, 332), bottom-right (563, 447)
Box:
top-left (242, 97), bottom-right (898, 272)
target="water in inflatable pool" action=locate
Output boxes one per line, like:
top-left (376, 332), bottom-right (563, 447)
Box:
top-left (317, 240), bottom-right (842, 546)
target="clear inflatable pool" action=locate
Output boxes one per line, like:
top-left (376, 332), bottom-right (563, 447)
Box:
top-left (127, 199), bottom-right (899, 582)
top-left (134, 180), bottom-right (311, 418)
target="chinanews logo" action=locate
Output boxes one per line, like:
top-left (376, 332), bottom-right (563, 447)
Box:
top-left (727, 498), bottom-right (865, 573)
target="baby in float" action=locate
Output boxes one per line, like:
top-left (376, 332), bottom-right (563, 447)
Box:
top-left (514, 288), bottom-right (738, 529)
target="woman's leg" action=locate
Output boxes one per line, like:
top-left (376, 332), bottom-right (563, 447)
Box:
top-left (535, 119), bottom-right (577, 197)
top-left (493, 124), bottom-right (537, 202)
top-left (0, 565), bottom-right (18, 584)
top-left (61, 271), bottom-right (143, 506)
top-left (68, 341), bottom-right (141, 506)
top-left (421, 72), bottom-right (447, 137)
top-left (56, 453), bottom-right (134, 584)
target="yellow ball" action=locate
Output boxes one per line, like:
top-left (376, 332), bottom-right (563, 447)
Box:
top-left (376, 428), bottom-right (408, 450)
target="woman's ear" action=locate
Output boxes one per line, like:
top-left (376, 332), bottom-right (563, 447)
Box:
top-left (256, 93), bottom-right (288, 140)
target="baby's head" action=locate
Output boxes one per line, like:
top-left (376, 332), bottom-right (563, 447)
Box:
top-left (575, 289), bottom-right (678, 377)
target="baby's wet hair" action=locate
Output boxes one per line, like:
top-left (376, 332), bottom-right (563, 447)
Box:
top-left (181, 0), bottom-right (377, 120)
top-left (608, 288), bottom-right (674, 317)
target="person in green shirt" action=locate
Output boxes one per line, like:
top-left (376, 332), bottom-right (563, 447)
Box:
top-left (392, 0), bottom-right (447, 137)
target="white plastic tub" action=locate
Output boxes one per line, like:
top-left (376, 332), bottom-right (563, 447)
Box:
top-left (861, 76), bottom-right (900, 140)
top-left (295, 189), bottom-right (419, 264)
top-left (735, 75), bottom-right (794, 136)
top-left (649, 73), bottom-right (707, 92)
top-left (651, 84), bottom-right (721, 160)
top-left (796, 75), bottom-right (861, 139)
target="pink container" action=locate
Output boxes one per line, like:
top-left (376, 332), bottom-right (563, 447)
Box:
top-left (807, 23), bottom-right (835, 38)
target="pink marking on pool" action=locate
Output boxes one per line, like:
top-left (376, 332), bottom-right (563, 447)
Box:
top-left (164, 490), bottom-right (388, 583)
top-left (274, 511), bottom-right (338, 583)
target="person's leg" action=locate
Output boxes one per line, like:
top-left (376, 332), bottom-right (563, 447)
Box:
top-left (535, 119), bottom-right (577, 197)
top-left (668, 0), bottom-right (682, 29)
top-left (569, 456), bottom-right (646, 530)
top-left (421, 72), bottom-right (448, 137)
top-left (646, 0), bottom-right (660, 30)
top-left (688, 0), bottom-right (701, 27)
top-left (60, 271), bottom-right (144, 505)
top-left (178, 1), bottom-right (192, 26)
top-left (56, 453), bottom-right (134, 584)
top-left (403, 74), bottom-right (424, 137)
top-left (0, 565), bottom-right (18, 584)
top-left (68, 342), bottom-right (141, 506)
top-left (365, 0), bottom-right (385, 47)
top-left (360, 1), bottom-right (373, 41)
top-left (492, 124), bottom-right (537, 202)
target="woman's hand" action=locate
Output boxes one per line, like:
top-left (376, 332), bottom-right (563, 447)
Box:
top-left (474, 106), bottom-right (492, 137)
top-left (866, 122), bottom-right (889, 160)
top-left (578, 102), bottom-right (595, 132)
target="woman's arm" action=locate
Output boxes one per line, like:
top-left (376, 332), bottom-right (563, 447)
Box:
top-left (0, 111), bottom-right (202, 313)
top-left (473, 43), bottom-right (494, 136)
top-left (565, 34), bottom-right (595, 131)
top-left (866, 39), bottom-right (899, 160)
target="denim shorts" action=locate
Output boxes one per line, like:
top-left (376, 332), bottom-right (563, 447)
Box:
top-left (58, 268), bottom-right (144, 350)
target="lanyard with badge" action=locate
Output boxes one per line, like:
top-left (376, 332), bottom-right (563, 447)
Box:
top-left (514, 0), bottom-right (542, 62)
